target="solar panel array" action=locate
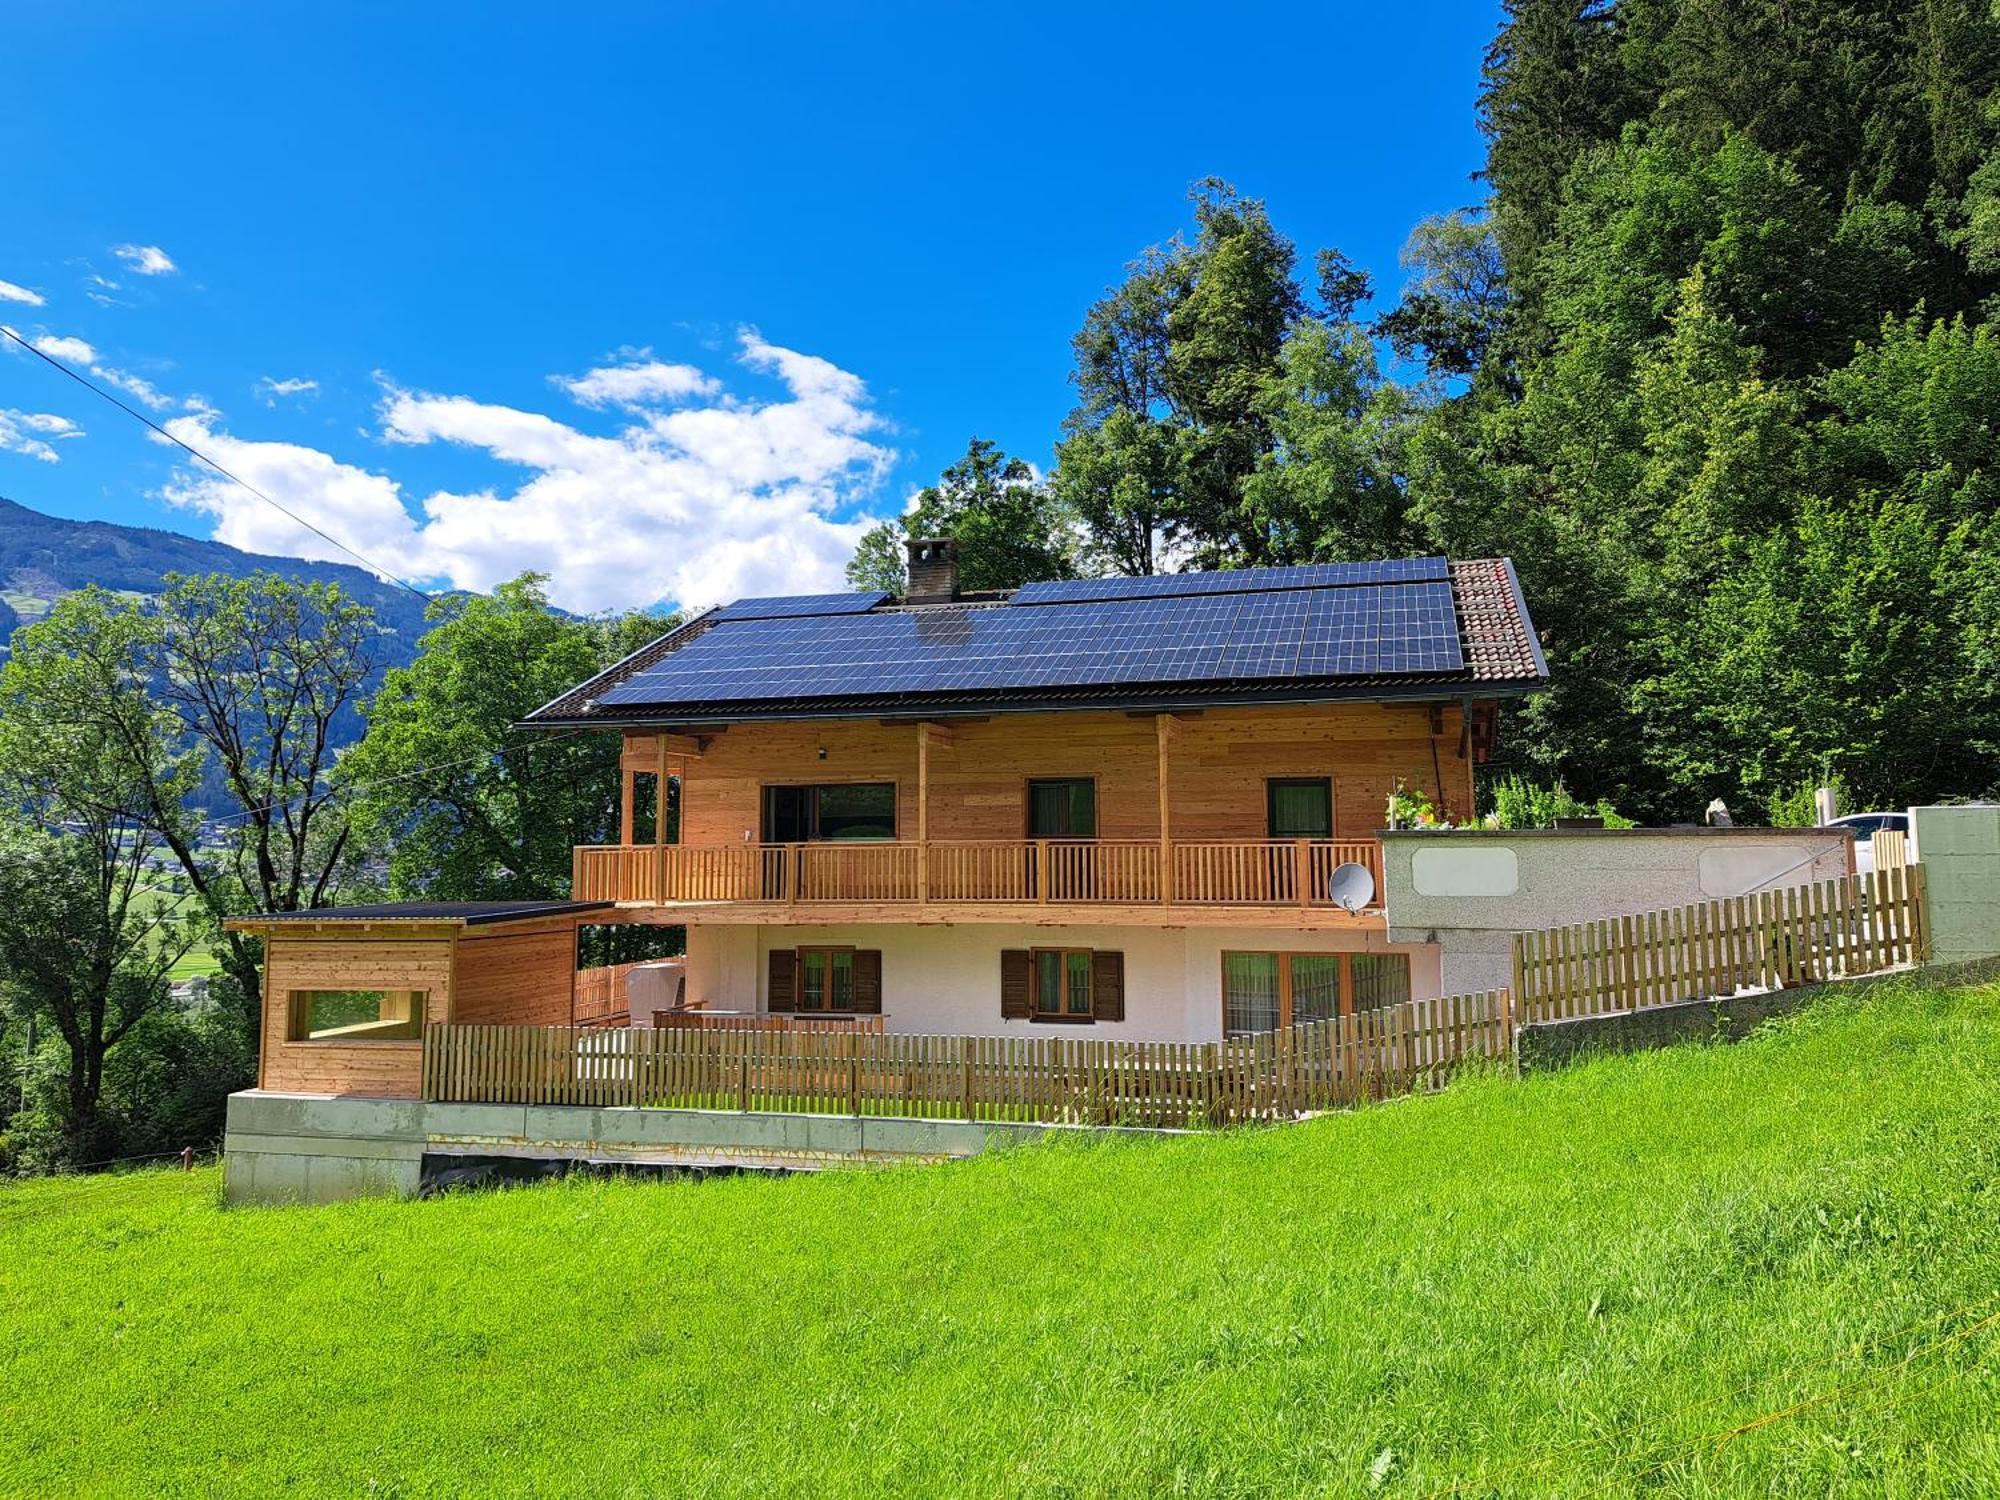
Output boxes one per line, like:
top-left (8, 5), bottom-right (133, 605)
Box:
top-left (599, 575), bottom-right (1464, 707)
top-left (1012, 557), bottom-right (1449, 607)
top-left (708, 591), bottom-right (888, 623)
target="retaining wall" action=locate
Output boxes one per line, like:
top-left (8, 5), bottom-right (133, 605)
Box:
top-left (222, 1089), bottom-right (1171, 1206)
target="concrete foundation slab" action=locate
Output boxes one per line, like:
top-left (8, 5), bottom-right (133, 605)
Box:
top-left (223, 1089), bottom-right (1186, 1206)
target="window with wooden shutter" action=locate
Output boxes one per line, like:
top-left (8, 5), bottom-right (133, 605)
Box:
top-left (767, 949), bottom-right (796, 1013)
top-left (795, 948), bottom-right (860, 1011)
top-left (1091, 951), bottom-right (1124, 1022)
top-left (1006, 947), bottom-right (1121, 1024)
top-left (852, 950), bottom-right (882, 1014)
top-left (1000, 949), bottom-right (1031, 1019)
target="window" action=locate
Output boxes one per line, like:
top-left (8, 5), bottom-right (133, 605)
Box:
top-left (1222, 953), bottom-right (1413, 1036)
top-left (769, 948), bottom-right (882, 1015)
top-left (1033, 949), bottom-right (1095, 1019)
top-left (797, 948), bottom-right (856, 1012)
top-left (1001, 948), bottom-right (1124, 1024)
top-left (288, 989), bottom-right (424, 1042)
top-left (1267, 778), bottom-right (1333, 838)
top-left (1027, 779), bottom-right (1097, 838)
top-left (762, 783), bottom-right (897, 842)
top-left (1349, 953), bottom-right (1412, 1010)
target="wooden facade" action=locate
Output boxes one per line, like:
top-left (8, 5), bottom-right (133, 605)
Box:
top-left (241, 912), bottom-right (594, 1098)
top-left (619, 702), bottom-right (1478, 844)
top-left (581, 702), bottom-right (1487, 918)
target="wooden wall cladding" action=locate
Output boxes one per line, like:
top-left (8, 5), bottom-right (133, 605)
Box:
top-left (452, 928), bottom-right (577, 1027)
top-left (631, 702), bottom-right (1479, 845)
top-left (259, 933), bottom-right (454, 1096)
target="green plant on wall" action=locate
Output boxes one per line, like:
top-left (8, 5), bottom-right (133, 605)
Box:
top-left (1767, 774), bottom-right (1847, 828)
top-left (1484, 775), bottom-right (1634, 830)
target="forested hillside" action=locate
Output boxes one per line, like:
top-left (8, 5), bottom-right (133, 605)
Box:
top-left (0, 494), bottom-right (433, 657)
top-left (855, 1), bottom-right (2000, 823)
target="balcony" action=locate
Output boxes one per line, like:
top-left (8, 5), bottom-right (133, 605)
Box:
top-left (572, 838), bottom-right (1386, 926)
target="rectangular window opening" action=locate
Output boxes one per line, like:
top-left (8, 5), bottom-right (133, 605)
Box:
top-left (795, 948), bottom-right (856, 1012)
top-left (289, 989), bottom-right (425, 1043)
top-left (762, 783), bottom-right (897, 842)
top-left (1031, 948), bottom-right (1097, 1022)
top-left (1267, 778), bottom-right (1334, 839)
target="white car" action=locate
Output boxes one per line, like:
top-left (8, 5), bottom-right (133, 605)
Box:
top-left (1824, 811), bottom-right (1909, 875)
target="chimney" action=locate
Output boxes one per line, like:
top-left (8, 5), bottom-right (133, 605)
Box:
top-left (904, 536), bottom-right (960, 603)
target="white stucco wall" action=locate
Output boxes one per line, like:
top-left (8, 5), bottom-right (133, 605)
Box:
top-left (681, 922), bottom-right (1441, 1043)
top-left (1382, 827), bottom-right (1855, 995)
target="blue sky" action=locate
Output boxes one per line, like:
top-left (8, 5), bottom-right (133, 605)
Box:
top-left (0, 1), bottom-right (1501, 612)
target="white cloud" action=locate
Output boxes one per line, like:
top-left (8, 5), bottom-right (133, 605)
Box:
top-left (7, 328), bottom-right (173, 410)
top-left (559, 357), bottom-right (718, 409)
top-left (0, 409), bottom-right (82, 463)
top-left (256, 376), bottom-right (320, 405)
top-left (31, 333), bottom-right (97, 363)
top-left (0, 279), bottom-right (44, 306)
top-left (113, 244), bottom-right (177, 276)
top-left (96, 365), bottom-right (173, 411)
top-left (160, 330), bottom-right (892, 611)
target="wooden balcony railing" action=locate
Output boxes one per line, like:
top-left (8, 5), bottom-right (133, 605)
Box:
top-left (573, 838), bottom-right (1385, 911)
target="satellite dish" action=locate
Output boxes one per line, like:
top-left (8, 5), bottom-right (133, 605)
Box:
top-left (1328, 862), bottom-right (1376, 914)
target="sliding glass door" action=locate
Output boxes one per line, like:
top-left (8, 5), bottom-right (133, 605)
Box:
top-left (1222, 951), bottom-right (1413, 1036)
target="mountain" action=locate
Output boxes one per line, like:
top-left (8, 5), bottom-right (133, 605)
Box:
top-left (0, 496), bottom-right (447, 809)
top-left (0, 495), bottom-right (437, 656)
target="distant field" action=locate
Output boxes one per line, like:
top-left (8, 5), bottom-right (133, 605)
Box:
top-left (3, 978), bottom-right (1997, 1496)
top-left (133, 884), bottom-right (223, 981)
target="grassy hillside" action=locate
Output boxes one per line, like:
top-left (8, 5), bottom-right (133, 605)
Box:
top-left (3, 979), bottom-right (1998, 1497)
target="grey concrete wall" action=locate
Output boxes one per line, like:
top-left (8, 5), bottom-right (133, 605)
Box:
top-left (224, 1089), bottom-right (1173, 1207)
top-left (1911, 805), bottom-right (2000, 964)
top-left (1517, 954), bottom-right (2000, 1072)
top-left (1382, 827), bottom-right (1853, 995)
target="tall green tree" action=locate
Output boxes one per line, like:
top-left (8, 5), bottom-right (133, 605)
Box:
top-left (341, 575), bottom-right (667, 901)
top-left (1240, 318), bottom-right (1417, 563)
top-left (0, 574), bottom-right (377, 1036)
top-left (1053, 180), bottom-right (1356, 571)
top-left (846, 439), bottom-right (1081, 593)
top-left (0, 676), bottom-right (189, 1169)
top-left (1375, 210), bottom-right (1509, 380)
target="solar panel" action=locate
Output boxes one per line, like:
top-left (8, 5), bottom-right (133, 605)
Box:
top-left (1012, 558), bottom-right (1448, 607)
top-left (595, 573), bottom-right (1465, 708)
top-left (708, 591), bottom-right (888, 622)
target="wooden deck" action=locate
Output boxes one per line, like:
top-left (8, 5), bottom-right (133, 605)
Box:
top-left (572, 837), bottom-right (1387, 926)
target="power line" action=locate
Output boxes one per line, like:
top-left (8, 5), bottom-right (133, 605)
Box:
top-left (0, 323), bottom-right (432, 601)
top-left (196, 725), bottom-right (599, 827)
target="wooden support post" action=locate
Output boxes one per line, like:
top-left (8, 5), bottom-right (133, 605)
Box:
top-left (917, 721), bottom-right (930, 905)
top-left (655, 734), bottom-right (670, 898)
top-left (1156, 714), bottom-right (1175, 905)
top-left (619, 768), bottom-right (635, 846)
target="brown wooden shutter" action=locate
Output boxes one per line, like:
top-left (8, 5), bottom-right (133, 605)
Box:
top-left (852, 950), bottom-right (882, 1014)
top-left (1091, 950), bottom-right (1125, 1022)
top-left (1000, 949), bottom-right (1031, 1019)
top-left (767, 949), bottom-right (796, 1013)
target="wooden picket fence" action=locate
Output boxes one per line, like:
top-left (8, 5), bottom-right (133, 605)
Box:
top-left (421, 988), bottom-right (1512, 1129)
top-left (1511, 865), bottom-right (1928, 1024)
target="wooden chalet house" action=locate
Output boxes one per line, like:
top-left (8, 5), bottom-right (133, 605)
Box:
top-left (524, 539), bottom-right (1548, 1041)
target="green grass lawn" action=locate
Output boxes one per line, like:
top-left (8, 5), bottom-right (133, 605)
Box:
top-left (4, 978), bottom-right (1999, 1497)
